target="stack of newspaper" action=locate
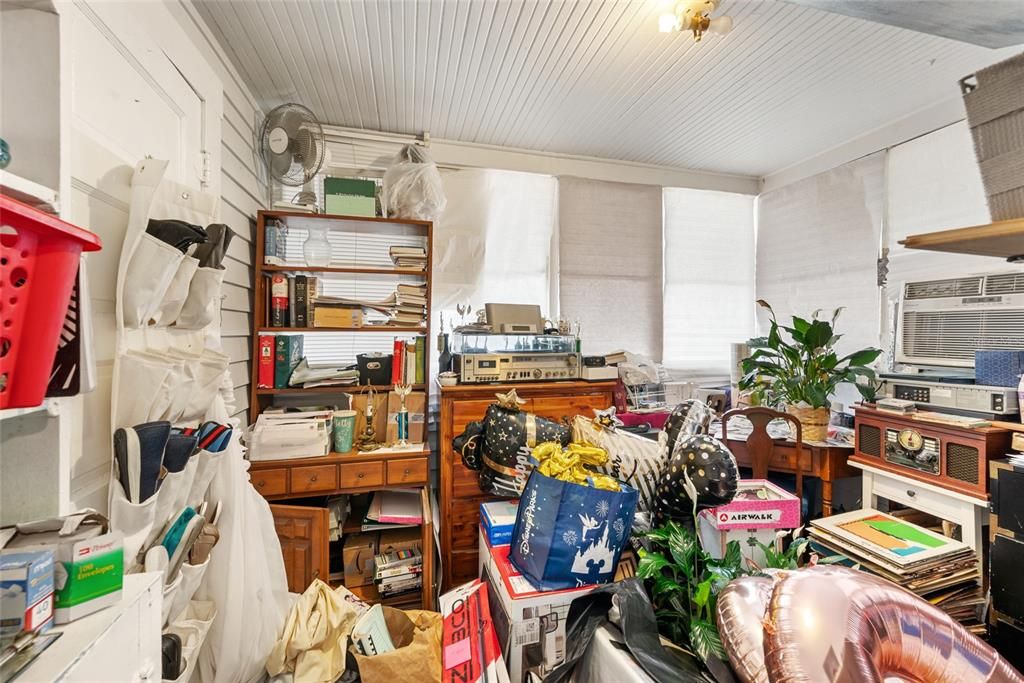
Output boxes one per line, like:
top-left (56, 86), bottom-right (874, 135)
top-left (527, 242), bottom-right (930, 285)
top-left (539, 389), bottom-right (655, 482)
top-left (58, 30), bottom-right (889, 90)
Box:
top-left (246, 409), bottom-right (332, 461)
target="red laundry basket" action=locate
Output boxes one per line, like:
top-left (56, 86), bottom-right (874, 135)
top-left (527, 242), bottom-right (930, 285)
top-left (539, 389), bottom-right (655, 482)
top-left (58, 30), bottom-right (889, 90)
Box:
top-left (0, 194), bottom-right (102, 409)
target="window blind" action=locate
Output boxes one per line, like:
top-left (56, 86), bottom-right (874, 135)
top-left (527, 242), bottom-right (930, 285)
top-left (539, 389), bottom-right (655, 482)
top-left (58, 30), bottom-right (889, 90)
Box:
top-left (662, 187), bottom-right (755, 377)
top-left (756, 152), bottom-right (886, 362)
top-left (558, 176), bottom-right (663, 359)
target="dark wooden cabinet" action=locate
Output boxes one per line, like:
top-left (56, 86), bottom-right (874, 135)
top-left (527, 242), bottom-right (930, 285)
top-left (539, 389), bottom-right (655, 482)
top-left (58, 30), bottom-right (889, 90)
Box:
top-left (438, 380), bottom-right (617, 590)
top-left (270, 503), bottom-right (329, 594)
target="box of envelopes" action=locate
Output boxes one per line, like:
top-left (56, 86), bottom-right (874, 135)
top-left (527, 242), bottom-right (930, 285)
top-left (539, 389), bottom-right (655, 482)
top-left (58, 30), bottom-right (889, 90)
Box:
top-left (1, 511), bottom-right (123, 623)
top-left (0, 549), bottom-right (54, 643)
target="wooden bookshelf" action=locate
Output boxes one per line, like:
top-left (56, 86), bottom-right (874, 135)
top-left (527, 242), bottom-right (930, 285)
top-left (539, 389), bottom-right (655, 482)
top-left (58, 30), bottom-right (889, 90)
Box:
top-left (249, 210), bottom-right (434, 609)
top-left (899, 218), bottom-right (1024, 260)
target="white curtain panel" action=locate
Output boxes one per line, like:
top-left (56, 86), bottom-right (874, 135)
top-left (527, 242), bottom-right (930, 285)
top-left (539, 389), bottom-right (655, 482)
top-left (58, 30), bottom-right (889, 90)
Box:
top-left (756, 152), bottom-right (886, 362)
top-left (663, 187), bottom-right (756, 376)
top-left (558, 176), bottom-right (663, 359)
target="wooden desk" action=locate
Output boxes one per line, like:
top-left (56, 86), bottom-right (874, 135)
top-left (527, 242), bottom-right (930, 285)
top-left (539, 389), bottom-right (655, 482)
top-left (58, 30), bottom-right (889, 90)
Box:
top-left (721, 435), bottom-right (857, 516)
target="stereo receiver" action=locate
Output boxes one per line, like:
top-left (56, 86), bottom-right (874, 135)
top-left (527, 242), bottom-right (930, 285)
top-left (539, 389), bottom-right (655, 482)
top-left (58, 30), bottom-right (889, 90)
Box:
top-left (454, 353), bottom-right (581, 384)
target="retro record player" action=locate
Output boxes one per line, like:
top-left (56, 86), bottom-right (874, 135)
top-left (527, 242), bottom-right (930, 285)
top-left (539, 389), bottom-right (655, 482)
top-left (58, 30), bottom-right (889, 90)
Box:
top-left (852, 405), bottom-right (1013, 499)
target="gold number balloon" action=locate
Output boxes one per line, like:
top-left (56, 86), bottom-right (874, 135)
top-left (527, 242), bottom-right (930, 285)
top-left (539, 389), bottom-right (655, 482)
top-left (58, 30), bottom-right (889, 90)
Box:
top-left (762, 566), bottom-right (1023, 683)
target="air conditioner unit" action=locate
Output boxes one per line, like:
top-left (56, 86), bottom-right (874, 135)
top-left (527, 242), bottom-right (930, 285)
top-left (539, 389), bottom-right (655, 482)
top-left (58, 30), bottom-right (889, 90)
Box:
top-left (897, 271), bottom-right (1024, 368)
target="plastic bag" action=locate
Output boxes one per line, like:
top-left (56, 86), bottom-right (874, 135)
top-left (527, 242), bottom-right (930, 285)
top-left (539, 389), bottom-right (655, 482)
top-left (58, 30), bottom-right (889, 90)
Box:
top-left (381, 144), bottom-right (446, 222)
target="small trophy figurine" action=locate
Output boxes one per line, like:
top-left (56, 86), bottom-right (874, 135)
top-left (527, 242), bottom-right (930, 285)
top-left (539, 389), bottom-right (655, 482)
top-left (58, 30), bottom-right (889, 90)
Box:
top-left (394, 384), bottom-right (413, 448)
top-left (357, 385), bottom-right (381, 452)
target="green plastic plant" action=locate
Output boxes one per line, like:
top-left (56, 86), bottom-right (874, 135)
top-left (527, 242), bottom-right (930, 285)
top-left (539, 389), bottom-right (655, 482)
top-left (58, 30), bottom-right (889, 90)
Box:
top-left (637, 521), bottom-right (744, 663)
top-left (739, 300), bottom-right (882, 409)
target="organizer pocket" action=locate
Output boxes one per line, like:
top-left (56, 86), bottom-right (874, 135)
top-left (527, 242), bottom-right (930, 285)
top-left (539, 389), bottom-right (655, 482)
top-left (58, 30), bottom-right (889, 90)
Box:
top-left (186, 449), bottom-right (225, 510)
top-left (123, 232), bottom-right (184, 329)
top-left (176, 266), bottom-right (225, 330)
top-left (152, 255), bottom-right (199, 327)
top-left (165, 556), bottom-right (211, 626)
top-left (177, 351), bottom-right (229, 424)
top-left (108, 480), bottom-right (158, 572)
top-left (164, 600), bottom-right (217, 683)
top-left (161, 570), bottom-right (184, 626)
top-left (114, 353), bottom-right (174, 428)
top-left (147, 458), bottom-right (200, 553)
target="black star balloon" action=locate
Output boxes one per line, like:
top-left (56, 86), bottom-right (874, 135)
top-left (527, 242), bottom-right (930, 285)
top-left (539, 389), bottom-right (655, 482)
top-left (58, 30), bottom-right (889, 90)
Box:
top-left (653, 433), bottom-right (739, 527)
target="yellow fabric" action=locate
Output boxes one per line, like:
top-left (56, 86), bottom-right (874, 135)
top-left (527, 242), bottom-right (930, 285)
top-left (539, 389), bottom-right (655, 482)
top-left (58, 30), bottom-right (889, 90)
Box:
top-left (533, 441), bottom-right (621, 491)
top-left (265, 579), bottom-right (366, 683)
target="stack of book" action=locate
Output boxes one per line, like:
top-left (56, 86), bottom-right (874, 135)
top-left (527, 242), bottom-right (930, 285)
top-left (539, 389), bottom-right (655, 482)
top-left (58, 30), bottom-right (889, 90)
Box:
top-left (389, 246), bottom-right (427, 271)
top-left (391, 337), bottom-right (426, 385)
top-left (375, 547), bottom-right (423, 598)
top-left (391, 283), bottom-right (427, 326)
top-left (808, 509), bottom-right (984, 633)
top-left (257, 334), bottom-right (304, 389)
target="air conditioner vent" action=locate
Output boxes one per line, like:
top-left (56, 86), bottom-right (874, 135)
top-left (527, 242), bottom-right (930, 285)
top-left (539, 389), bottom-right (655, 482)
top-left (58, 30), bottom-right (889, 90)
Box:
top-left (986, 272), bottom-right (1024, 296)
top-left (905, 277), bottom-right (983, 300)
top-left (902, 310), bottom-right (1024, 361)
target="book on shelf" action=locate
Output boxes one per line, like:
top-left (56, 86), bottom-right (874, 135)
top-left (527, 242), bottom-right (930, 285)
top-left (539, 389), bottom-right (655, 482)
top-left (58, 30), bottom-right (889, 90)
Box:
top-left (287, 276), bottom-right (296, 328)
top-left (391, 339), bottom-right (403, 384)
top-left (389, 246), bottom-right (427, 270)
top-left (389, 338), bottom-right (426, 387)
top-left (264, 219), bottom-right (288, 266)
top-left (405, 343), bottom-right (416, 384)
top-left (274, 334), bottom-right (304, 389)
top-left (307, 276), bottom-right (319, 325)
top-left (414, 337), bottom-right (426, 384)
top-left (294, 275), bottom-right (308, 328)
top-left (257, 334), bottom-right (275, 388)
top-left (270, 273), bottom-right (289, 327)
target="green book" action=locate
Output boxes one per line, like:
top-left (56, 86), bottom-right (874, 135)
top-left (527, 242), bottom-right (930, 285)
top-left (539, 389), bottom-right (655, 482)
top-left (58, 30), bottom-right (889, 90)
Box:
top-left (275, 334), bottom-right (305, 388)
top-left (415, 336), bottom-right (425, 384)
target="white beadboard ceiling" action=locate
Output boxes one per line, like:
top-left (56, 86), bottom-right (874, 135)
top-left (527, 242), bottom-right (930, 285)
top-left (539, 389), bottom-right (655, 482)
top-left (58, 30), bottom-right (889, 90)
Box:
top-left (194, 0), bottom-right (1022, 178)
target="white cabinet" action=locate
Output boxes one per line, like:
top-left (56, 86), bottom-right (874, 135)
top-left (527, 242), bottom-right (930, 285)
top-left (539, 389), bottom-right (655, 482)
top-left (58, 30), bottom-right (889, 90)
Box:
top-left (19, 572), bottom-right (163, 682)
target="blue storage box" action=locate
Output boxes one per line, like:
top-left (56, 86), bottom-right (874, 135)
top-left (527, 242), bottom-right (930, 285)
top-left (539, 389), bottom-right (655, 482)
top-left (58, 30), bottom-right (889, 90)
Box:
top-left (0, 549), bottom-right (54, 642)
top-left (976, 350), bottom-right (1024, 387)
top-left (480, 500), bottom-right (518, 547)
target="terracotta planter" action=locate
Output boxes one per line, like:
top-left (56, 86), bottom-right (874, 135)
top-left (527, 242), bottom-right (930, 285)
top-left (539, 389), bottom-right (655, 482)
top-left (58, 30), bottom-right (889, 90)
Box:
top-left (785, 404), bottom-right (830, 442)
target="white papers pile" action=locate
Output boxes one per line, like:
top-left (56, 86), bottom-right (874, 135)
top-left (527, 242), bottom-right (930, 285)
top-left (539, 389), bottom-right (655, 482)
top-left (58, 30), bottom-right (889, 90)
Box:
top-left (247, 409), bottom-right (332, 461)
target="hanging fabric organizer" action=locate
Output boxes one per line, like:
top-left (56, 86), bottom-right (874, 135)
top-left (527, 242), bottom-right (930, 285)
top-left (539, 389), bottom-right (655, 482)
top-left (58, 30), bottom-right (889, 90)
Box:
top-left (109, 160), bottom-right (289, 683)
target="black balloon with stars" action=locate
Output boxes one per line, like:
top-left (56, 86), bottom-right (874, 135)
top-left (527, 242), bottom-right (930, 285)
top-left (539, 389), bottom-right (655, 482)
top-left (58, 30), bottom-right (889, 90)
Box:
top-left (653, 433), bottom-right (739, 529)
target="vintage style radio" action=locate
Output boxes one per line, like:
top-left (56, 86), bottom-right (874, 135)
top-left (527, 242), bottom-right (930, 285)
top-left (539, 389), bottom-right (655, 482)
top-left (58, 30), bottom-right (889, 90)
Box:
top-left (852, 405), bottom-right (1013, 499)
top-left (454, 352), bottom-right (580, 383)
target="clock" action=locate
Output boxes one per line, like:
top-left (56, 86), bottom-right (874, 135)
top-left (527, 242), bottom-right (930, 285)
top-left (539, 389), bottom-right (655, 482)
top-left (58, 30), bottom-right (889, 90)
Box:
top-left (897, 428), bottom-right (924, 453)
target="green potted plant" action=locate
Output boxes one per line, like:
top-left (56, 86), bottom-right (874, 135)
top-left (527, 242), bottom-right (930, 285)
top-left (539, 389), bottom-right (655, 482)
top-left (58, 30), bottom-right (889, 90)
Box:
top-left (738, 301), bottom-right (881, 441)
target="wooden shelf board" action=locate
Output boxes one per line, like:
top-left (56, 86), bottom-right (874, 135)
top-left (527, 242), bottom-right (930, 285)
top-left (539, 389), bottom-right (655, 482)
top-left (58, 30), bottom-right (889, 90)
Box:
top-left (257, 326), bottom-right (427, 333)
top-left (261, 264), bottom-right (427, 276)
top-left (992, 421), bottom-right (1024, 433)
top-left (249, 445), bottom-right (430, 469)
top-left (257, 384), bottom-right (425, 396)
top-left (899, 218), bottom-right (1024, 259)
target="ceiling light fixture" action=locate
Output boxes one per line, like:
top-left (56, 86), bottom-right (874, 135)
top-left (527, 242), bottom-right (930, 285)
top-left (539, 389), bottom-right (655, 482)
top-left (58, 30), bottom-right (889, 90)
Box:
top-left (658, 0), bottom-right (734, 41)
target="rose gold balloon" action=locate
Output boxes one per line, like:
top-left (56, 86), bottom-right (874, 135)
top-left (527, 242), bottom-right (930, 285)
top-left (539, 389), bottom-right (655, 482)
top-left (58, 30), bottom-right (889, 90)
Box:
top-left (763, 565), bottom-right (1024, 683)
top-left (716, 574), bottom-right (777, 683)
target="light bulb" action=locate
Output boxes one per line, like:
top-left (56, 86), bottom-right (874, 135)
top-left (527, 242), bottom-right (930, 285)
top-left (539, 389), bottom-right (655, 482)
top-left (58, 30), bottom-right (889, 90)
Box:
top-left (708, 15), bottom-right (733, 35)
top-left (658, 13), bottom-right (679, 33)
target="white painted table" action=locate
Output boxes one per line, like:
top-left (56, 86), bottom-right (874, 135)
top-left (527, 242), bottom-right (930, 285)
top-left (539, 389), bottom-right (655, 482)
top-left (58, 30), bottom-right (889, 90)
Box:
top-left (850, 460), bottom-right (988, 569)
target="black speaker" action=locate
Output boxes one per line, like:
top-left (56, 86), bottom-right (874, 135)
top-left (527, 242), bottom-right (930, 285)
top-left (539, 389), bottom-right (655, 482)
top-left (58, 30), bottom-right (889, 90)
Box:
top-left (993, 465), bottom-right (1024, 538)
top-left (992, 534), bottom-right (1024, 622)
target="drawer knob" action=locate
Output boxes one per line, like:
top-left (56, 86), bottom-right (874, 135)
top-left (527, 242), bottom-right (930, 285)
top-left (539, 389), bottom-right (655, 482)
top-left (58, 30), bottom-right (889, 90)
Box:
top-left (256, 480), bottom-right (265, 488)
top-left (310, 474), bottom-right (318, 482)
top-left (907, 489), bottom-right (916, 498)
top-left (404, 468), bottom-right (411, 476)
top-left (358, 472), bottom-right (365, 479)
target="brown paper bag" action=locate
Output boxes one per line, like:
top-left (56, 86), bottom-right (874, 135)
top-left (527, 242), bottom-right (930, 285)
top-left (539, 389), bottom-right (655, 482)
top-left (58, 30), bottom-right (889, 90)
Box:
top-left (351, 607), bottom-right (443, 682)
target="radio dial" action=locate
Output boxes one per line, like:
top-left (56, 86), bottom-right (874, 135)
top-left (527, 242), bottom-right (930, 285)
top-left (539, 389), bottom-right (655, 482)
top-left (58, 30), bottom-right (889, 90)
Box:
top-left (533, 368), bottom-right (543, 379)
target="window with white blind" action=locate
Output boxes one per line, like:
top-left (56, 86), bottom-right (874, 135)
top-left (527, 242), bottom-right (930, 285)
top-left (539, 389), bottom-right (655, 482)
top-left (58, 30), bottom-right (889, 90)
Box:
top-left (558, 177), bottom-right (663, 359)
top-left (662, 187), bottom-right (756, 377)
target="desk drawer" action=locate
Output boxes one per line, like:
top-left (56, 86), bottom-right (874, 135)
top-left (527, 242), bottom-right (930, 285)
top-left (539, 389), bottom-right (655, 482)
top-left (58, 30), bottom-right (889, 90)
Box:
top-left (252, 468), bottom-right (288, 497)
top-left (388, 457), bottom-right (428, 485)
top-left (768, 448), bottom-right (813, 474)
top-left (290, 464), bottom-right (338, 494)
top-left (870, 470), bottom-right (958, 515)
top-left (341, 461), bottom-right (385, 489)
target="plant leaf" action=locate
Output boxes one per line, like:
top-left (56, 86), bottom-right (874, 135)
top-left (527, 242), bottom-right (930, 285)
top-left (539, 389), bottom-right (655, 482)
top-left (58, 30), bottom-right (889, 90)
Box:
top-left (668, 525), bottom-right (697, 572)
top-left (693, 578), bottom-right (713, 608)
top-left (722, 540), bottom-right (743, 569)
top-left (839, 348), bottom-right (882, 367)
top-left (637, 551), bottom-right (671, 578)
top-left (652, 574), bottom-right (683, 599)
top-left (689, 618), bottom-right (726, 662)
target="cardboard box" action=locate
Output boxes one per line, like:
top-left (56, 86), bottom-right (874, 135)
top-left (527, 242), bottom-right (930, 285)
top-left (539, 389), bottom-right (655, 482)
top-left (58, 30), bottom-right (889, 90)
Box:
top-left (976, 350), bottom-right (1024, 388)
top-left (343, 532), bottom-right (379, 588)
top-left (0, 549), bottom-right (54, 643)
top-left (378, 526), bottom-right (421, 556)
top-left (439, 579), bottom-right (511, 683)
top-left (312, 304), bottom-right (363, 329)
top-left (481, 501), bottom-right (518, 547)
top-left (696, 480), bottom-right (799, 570)
top-left (482, 537), bottom-right (595, 683)
top-left (2, 512), bottom-right (123, 624)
